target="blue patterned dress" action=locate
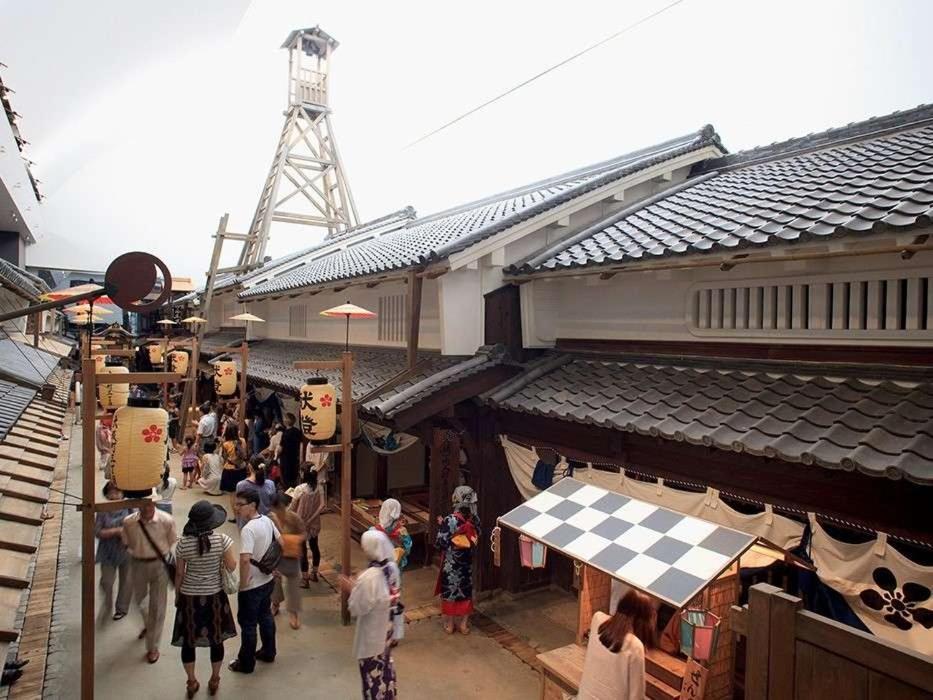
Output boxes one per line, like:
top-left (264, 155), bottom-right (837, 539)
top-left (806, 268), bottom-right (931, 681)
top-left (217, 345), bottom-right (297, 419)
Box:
top-left (435, 512), bottom-right (480, 616)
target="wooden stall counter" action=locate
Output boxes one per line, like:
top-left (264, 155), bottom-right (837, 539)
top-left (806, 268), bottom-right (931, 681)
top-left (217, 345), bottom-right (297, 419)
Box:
top-left (537, 643), bottom-right (688, 700)
top-left (343, 493), bottom-right (432, 566)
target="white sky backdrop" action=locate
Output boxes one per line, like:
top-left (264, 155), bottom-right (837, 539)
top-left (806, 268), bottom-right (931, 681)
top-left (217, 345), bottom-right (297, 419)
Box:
top-left (1, 0), bottom-right (932, 280)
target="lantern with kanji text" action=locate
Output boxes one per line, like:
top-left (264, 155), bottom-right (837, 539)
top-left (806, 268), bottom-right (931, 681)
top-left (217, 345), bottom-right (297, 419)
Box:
top-left (97, 362), bottom-right (129, 409)
top-left (168, 349), bottom-right (189, 376)
top-left (299, 377), bottom-right (336, 441)
top-left (110, 396), bottom-right (168, 492)
top-left (214, 360), bottom-right (237, 396)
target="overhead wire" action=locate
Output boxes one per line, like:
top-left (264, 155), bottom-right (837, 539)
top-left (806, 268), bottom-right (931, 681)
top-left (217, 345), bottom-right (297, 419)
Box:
top-left (404, 0), bottom-right (688, 149)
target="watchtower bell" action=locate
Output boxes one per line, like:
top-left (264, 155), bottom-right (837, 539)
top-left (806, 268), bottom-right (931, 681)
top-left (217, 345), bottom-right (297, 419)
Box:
top-left (282, 27), bottom-right (338, 110)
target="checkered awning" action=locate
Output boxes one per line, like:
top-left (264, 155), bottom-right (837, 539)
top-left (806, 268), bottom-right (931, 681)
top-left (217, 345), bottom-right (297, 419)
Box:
top-left (498, 478), bottom-right (756, 608)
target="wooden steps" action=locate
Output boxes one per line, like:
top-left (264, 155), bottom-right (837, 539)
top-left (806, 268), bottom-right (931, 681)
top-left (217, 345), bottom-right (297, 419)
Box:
top-left (646, 648), bottom-right (686, 691)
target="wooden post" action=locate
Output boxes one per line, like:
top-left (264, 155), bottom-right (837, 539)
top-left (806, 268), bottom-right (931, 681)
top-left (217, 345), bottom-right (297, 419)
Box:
top-left (32, 312), bottom-right (39, 348)
top-left (768, 590), bottom-right (803, 700)
top-left (340, 350), bottom-right (353, 625)
top-left (746, 583), bottom-right (781, 699)
top-left (406, 269), bottom-right (423, 369)
top-left (80, 356), bottom-right (97, 699)
top-left (239, 342), bottom-right (248, 440)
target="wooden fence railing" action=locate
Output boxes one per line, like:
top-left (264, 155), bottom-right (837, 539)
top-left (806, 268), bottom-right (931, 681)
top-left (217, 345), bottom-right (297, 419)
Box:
top-left (731, 583), bottom-right (933, 699)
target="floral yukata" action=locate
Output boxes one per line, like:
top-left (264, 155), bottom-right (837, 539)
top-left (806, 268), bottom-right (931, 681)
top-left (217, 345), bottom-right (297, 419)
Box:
top-left (435, 511), bottom-right (480, 616)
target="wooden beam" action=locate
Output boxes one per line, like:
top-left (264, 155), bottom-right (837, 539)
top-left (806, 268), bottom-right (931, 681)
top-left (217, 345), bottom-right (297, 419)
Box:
top-left (306, 444), bottom-right (344, 454)
top-left (92, 372), bottom-right (183, 384)
top-left (90, 349), bottom-right (135, 357)
top-left (340, 352), bottom-right (353, 625)
top-left (238, 342), bottom-right (248, 440)
top-left (80, 356), bottom-right (97, 699)
top-left (407, 269), bottom-right (423, 369)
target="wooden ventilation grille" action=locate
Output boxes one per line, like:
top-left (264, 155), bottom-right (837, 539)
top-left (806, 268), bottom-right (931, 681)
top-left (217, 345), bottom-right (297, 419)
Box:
top-left (690, 274), bottom-right (933, 338)
top-left (288, 304), bottom-right (307, 338)
top-left (378, 294), bottom-right (408, 343)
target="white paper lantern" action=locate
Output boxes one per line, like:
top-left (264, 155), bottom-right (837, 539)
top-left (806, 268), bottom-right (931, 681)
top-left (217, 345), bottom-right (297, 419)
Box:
top-left (147, 344), bottom-right (163, 365)
top-left (169, 350), bottom-right (189, 376)
top-left (111, 397), bottom-right (168, 491)
top-left (97, 363), bottom-right (129, 409)
top-left (214, 360), bottom-right (237, 396)
top-left (299, 377), bottom-right (337, 441)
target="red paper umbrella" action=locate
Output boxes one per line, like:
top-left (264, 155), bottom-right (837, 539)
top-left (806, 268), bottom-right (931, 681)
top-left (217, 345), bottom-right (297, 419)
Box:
top-left (320, 301), bottom-right (376, 350)
top-left (42, 283), bottom-right (114, 305)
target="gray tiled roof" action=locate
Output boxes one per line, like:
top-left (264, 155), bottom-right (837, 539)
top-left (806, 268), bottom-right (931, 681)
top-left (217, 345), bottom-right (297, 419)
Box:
top-left (0, 380), bottom-right (37, 442)
top-left (200, 328), bottom-right (246, 356)
top-left (0, 258), bottom-right (49, 301)
top-left (0, 338), bottom-right (60, 388)
top-left (213, 339), bottom-right (468, 407)
top-left (511, 104), bottom-right (933, 275)
top-left (485, 355), bottom-right (933, 485)
top-left (240, 127), bottom-right (723, 299)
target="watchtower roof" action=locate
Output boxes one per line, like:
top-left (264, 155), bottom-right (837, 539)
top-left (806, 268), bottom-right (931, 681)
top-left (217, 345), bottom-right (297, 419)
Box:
top-left (281, 27), bottom-right (339, 56)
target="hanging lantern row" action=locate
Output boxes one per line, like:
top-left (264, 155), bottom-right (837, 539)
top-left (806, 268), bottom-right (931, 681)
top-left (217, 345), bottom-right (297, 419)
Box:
top-left (299, 377), bottom-right (337, 441)
top-left (98, 363), bottom-right (129, 409)
top-left (214, 360), bottom-right (237, 396)
top-left (111, 396), bottom-right (168, 492)
top-left (169, 349), bottom-right (189, 376)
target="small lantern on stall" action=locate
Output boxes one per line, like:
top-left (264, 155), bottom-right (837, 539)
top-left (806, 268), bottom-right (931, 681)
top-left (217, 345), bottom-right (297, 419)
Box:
top-left (110, 396), bottom-right (168, 492)
top-left (168, 349), bottom-right (189, 376)
top-left (214, 360), bottom-right (237, 396)
top-left (97, 362), bottom-right (129, 409)
top-left (147, 343), bottom-right (163, 365)
top-left (519, 534), bottom-right (548, 568)
top-left (299, 377), bottom-right (337, 441)
top-left (680, 609), bottom-right (722, 662)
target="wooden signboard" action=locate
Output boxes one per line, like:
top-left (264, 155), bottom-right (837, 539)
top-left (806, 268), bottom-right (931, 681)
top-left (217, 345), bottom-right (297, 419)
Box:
top-left (679, 658), bottom-right (708, 700)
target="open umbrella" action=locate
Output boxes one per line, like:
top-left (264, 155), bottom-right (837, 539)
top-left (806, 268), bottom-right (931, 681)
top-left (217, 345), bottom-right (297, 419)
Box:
top-left (43, 283), bottom-right (114, 305)
top-left (229, 311), bottom-right (265, 341)
top-left (181, 316), bottom-right (207, 324)
top-left (321, 301), bottom-right (376, 351)
top-left (67, 304), bottom-right (112, 316)
top-left (156, 319), bottom-right (177, 325)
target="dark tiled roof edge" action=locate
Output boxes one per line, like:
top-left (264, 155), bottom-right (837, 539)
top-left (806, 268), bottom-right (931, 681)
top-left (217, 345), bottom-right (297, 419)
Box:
top-left (0, 258), bottom-right (49, 300)
top-left (505, 171), bottom-right (720, 275)
top-left (428, 126), bottom-right (724, 261)
top-left (698, 103), bottom-right (933, 172)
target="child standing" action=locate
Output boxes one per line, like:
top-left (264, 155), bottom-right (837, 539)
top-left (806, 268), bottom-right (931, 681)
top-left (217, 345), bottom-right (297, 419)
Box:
top-left (95, 417), bottom-right (114, 479)
top-left (180, 437), bottom-right (199, 489)
top-left (154, 465), bottom-right (177, 514)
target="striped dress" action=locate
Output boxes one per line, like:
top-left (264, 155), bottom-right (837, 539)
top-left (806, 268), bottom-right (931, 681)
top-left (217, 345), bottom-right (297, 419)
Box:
top-left (171, 532), bottom-right (237, 648)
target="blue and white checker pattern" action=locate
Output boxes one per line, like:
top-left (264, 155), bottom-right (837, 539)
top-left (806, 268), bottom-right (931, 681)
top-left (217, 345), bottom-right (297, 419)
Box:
top-left (498, 478), bottom-right (756, 607)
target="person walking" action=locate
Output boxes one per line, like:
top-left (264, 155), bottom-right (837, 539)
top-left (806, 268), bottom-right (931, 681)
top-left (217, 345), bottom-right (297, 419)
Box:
top-left (172, 501), bottom-right (238, 698)
top-left (577, 590), bottom-right (656, 700)
top-left (123, 499), bottom-right (177, 664)
top-left (289, 466), bottom-right (325, 585)
top-left (268, 492), bottom-right (305, 629)
top-left (95, 481), bottom-right (131, 623)
top-left (229, 490), bottom-right (280, 674)
top-left (435, 488), bottom-right (480, 635)
top-left (198, 441), bottom-right (223, 495)
top-left (234, 457), bottom-right (277, 527)
top-left (340, 530), bottom-right (399, 700)
top-left (278, 413), bottom-right (303, 488)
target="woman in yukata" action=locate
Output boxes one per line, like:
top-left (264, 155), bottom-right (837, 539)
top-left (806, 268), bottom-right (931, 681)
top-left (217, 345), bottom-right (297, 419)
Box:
top-left (435, 482), bottom-right (480, 635)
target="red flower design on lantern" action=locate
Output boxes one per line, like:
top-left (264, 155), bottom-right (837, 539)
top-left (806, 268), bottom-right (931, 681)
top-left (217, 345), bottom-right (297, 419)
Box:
top-left (319, 394), bottom-right (333, 408)
top-left (142, 424), bottom-right (163, 443)
top-left (223, 367), bottom-right (234, 376)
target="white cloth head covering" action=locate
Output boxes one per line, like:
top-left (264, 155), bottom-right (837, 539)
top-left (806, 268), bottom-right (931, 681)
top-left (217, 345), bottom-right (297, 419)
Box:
top-left (379, 498), bottom-right (402, 529)
top-left (452, 485), bottom-right (478, 518)
top-left (361, 529), bottom-right (393, 563)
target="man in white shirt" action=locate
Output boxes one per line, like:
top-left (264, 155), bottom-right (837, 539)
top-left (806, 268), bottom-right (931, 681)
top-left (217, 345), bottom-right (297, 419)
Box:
top-left (195, 403), bottom-right (217, 453)
top-left (230, 490), bottom-right (280, 673)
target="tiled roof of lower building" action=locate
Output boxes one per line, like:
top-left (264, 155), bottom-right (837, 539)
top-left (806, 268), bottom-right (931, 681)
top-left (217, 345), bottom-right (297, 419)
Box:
top-left (240, 126), bottom-right (723, 299)
top-left (200, 328), bottom-right (246, 356)
top-left (0, 338), bottom-right (60, 388)
top-left (510, 104), bottom-right (933, 275)
top-left (0, 258), bottom-right (49, 301)
top-left (484, 354), bottom-right (933, 485)
top-left (0, 380), bottom-right (37, 442)
top-left (212, 340), bottom-right (469, 406)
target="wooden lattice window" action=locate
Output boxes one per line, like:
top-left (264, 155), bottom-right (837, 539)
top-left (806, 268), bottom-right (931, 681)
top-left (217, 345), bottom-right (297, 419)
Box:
top-left (289, 304), bottom-right (307, 338)
top-left (378, 294), bottom-right (408, 342)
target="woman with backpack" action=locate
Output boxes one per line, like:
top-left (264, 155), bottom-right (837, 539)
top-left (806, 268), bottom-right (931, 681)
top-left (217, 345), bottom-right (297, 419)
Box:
top-left (220, 424), bottom-right (249, 522)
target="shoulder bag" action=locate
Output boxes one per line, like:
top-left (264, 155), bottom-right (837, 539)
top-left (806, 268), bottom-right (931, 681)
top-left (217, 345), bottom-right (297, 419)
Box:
top-left (139, 519), bottom-right (177, 586)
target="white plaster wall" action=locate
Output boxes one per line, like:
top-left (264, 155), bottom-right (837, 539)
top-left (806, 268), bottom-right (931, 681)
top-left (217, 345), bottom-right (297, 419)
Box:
top-left (522, 234), bottom-right (933, 347)
top-left (439, 268), bottom-right (483, 355)
top-left (255, 278), bottom-right (441, 349)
